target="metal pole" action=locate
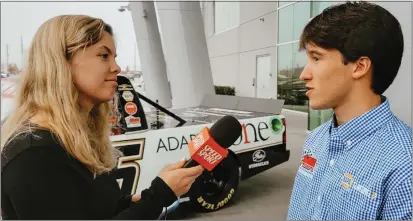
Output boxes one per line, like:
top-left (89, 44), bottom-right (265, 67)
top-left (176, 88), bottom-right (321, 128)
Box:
top-left (134, 43), bottom-right (137, 71)
top-left (128, 1), bottom-right (172, 108)
top-left (6, 44), bottom-right (9, 73)
top-left (21, 35), bottom-right (24, 70)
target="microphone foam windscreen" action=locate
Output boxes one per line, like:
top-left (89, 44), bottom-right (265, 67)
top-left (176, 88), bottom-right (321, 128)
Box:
top-left (209, 115), bottom-right (242, 148)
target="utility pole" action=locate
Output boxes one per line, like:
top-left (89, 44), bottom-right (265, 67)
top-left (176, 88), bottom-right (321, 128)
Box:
top-left (134, 43), bottom-right (137, 71)
top-left (6, 44), bottom-right (9, 73)
top-left (21, 35), bottom-right (24, 70)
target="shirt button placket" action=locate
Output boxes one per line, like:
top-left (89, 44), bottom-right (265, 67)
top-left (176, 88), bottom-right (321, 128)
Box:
top-left (312, 156), bottom-right (328, 220)
top-left (312, 198), bottom-right (322, 220)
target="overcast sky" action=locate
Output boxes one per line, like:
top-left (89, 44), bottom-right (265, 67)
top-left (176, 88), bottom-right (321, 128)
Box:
top-left (1, 1), bottom-right (141, 71)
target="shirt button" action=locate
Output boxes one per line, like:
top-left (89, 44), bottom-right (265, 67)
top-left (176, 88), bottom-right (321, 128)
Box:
top-left (317, 195), bottom-right (321, 203)
top-left (346, 140), bottom-right (352, 146)
top-left (330, 159), bottom-right (335, 166)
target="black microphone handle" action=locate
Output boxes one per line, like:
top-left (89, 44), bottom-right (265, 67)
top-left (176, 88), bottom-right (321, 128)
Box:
top-left (183, 158), bottom-right (199, 168)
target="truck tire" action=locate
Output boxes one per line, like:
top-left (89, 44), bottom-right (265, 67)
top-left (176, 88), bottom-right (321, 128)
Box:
top-left (188, 152), bottom-right (240, 213)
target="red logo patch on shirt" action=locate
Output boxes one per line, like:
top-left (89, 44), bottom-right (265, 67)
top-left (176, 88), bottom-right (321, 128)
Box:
top-left (301, 154), bottom-right (317, 172)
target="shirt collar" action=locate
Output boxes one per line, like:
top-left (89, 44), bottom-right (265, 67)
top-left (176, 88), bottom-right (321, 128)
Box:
top-left (330, 96), bottom-right (393, 149)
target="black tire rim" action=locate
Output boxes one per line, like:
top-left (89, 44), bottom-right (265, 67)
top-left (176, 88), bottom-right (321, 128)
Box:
top-left (199, 160), bottom-right (233, 202)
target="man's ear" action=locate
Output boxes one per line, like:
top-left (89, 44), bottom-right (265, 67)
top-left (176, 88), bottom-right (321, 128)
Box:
top-left (352, 56), bottom-right (372, 79)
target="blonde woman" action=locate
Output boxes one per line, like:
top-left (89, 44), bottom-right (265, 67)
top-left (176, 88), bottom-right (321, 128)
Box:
top-left (1, 15), bottom-right (203, 220)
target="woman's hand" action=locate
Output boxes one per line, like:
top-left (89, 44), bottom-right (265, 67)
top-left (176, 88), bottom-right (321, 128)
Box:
top-left (131, 158), bottom-right (203, 202)
top-left (158, 158), bottom-right (204, 197)
top-left (131, 193), bottom-right (141, 202)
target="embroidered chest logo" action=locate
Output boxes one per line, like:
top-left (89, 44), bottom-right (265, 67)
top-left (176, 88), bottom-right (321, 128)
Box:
top-left (341, 172), bottom-right (354, 189)
top-left (300, 149), bottom-right (317, 174)
top-left (341, 172), bottom-right (377, 199)
top-left (298, 149), bottom-right (317, 178)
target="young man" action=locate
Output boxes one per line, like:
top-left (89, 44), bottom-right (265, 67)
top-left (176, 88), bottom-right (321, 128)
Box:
top-left (287, 2), bottom-right (412, 220)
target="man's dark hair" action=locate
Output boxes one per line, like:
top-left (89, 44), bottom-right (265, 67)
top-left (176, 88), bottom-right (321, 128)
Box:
top-left (300, 1), bottom-right (404, 95)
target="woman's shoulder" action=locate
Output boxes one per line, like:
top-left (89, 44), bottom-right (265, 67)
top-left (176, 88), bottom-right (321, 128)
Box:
top-left (1, 128), bottom-right (95, 184)
top-left (1, 129), bottom-right (70, 172)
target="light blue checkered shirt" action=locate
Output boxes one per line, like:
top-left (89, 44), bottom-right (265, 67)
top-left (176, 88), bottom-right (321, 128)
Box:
top-left (287, 97), bottom-right (412, 220)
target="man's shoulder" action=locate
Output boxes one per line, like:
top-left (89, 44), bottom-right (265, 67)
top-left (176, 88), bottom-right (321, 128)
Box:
top-left (373, 116), bottom-right (412, 179)
top-left (382, 116), bottom-right (412, 158)
top-left (387, 116), bottom-right (412, 140)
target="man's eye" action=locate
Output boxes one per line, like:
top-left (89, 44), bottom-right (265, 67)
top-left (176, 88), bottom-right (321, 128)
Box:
top-left (99, 54), bottom-right (109, 59)
top-left (313, 57), bottom-right (319, 62)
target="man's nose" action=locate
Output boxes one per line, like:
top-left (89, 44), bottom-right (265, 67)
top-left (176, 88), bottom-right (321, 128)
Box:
top-left (299, 65), bottom-right (312, 81)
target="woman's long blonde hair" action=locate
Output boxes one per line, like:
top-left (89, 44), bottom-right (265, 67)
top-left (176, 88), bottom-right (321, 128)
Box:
top-left (1, 15), bottom-right (121, 175)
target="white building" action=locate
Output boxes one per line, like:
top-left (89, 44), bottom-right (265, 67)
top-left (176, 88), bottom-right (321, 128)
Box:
top-left (198, 1), bottom-right (411, 130)
top-left (128, 1), bottom-right (411, 131)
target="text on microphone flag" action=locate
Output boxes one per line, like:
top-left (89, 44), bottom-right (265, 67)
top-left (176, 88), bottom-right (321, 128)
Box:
top-left (188, 127), bottom-right (229, 171)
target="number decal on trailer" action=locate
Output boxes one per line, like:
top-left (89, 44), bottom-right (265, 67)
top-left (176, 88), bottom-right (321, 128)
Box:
top-left (112, 139), bottom-right (145, 195)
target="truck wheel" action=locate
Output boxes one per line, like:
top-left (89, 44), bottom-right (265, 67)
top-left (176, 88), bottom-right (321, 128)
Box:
top-left (188, 153), bottom-right (240, 213)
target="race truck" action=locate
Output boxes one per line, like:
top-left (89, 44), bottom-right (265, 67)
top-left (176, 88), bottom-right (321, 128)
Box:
top-left (1, 75), bottom-right (290, 215)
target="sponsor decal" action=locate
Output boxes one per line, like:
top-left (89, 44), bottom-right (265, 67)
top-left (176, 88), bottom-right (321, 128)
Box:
top-left (124, 102), bottom-right (138, 115)
top-left (269, 117), bottom-right (283, 134)
top-left (252, 149), bottom-right (266, 162)
top-left (157, 134), bottom-right (197, 153)
top-left (248, 161), bottom-right (269, 169)
top-left (118, 84), bottom-right (134, 91)
top-left (232, 121), bottom-right (270, 145)
top-left (341, 172), bottom-right (377, 199)
top-left (156, 117), bottom-right (281, 153)
top-left (125, 116), bottom-right (141, 128)
top-left (122, 91), bottom-right (134, 102)
top-left (197, 188), bottom-right (235, 210)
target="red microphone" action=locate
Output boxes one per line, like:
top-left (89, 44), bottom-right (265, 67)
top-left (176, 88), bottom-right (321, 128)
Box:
top-left (183, 115), bottom-right (242, 171)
